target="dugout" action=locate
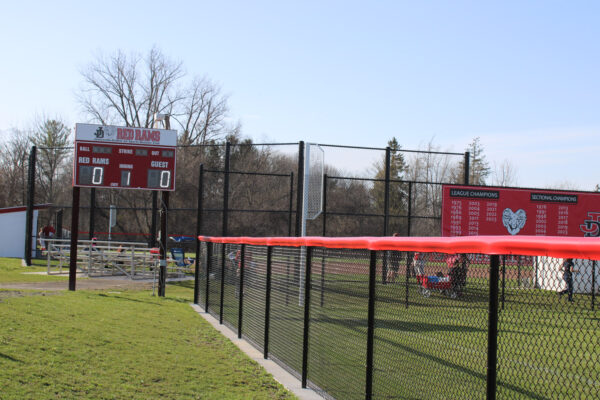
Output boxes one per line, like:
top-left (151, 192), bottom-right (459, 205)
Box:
top-left (0, 204), bottom-right (50, 258)
top-left (536, 256), bottom-right (600, 294)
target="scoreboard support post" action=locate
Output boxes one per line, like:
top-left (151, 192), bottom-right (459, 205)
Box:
top-left (89, 188), bottom-right (96, 239)
top-left (68, 187), bottom-right (80, 291)
top-left (158, 191), bottom-right (169, 297)
top-left (151, 192), bottom-right (158, 247)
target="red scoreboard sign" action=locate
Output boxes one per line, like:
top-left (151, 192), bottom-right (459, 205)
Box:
top-left (73, 123), bottom-right (177, 191)
top-left (442, 184), bottom-right (600, 237)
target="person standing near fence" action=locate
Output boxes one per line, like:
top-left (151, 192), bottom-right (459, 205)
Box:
top-left (559, 258), bottom-right (576, 302)
top-left (387, 233), bottom-right (401, 283)
top-left (413, 252), bottom-right (425, 276)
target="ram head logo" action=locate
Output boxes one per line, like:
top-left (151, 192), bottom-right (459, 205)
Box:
top-left (502, 208), bottom-right (527, 235)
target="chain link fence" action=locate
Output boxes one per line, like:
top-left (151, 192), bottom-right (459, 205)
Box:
top-left (195, 237), bottom-right (599, 400)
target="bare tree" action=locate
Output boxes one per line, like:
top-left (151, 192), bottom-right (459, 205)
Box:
top-left (78, 46), bottom-right (234, 145)
top-left (0, 129), bottom-right (32, 207)
top-left (491, 159), bottom-right (518, 187)
top-left (405, 139), bottom-right (460, 235)
top-left (176, 77), bottom-right (233, 146)
top-left (78, 47), bottom-right (184, 127)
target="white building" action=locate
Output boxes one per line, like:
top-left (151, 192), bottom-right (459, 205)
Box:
top-left (536, 256), bottom-right (600, 294)
top-left (0, 204), bottom-right (49, 258)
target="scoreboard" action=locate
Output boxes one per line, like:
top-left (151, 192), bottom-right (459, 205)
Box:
top-left (73, 123), bottom-right (177, 191)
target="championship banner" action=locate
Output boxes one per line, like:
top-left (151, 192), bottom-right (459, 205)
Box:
top-left (441, 184), bottom-right (600, 237)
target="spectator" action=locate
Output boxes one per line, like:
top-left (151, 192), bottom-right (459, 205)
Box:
top-left (413, 252), bottom-right (425, 276)
top-left (559, 258), bottom-right (577, 302)
top-left (387, 233), bottom-right (401, 283)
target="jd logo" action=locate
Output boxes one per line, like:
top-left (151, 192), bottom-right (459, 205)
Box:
top-left (580, 212), bottom-right (600, 237)
top-left (94, 127), bottom-right (105, 138)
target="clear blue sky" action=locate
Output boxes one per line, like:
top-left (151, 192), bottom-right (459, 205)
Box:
top-left (1, 1), bottom-right (599, 189)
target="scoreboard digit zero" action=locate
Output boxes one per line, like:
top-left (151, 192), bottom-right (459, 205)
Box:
top-left (73, 123), bottom-right (177, 191)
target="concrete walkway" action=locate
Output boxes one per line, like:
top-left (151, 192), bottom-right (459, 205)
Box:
top-left (190, 304), bottom-right (323, 400)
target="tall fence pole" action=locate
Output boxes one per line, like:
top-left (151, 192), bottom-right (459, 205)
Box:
top-left (383, 147), bottom-right (391, 237)
top-left (320, 174), bottom-right (328, 307)
top-left (288, 172), bottom-right (294, 237)
top-left (205, 242), bottom-right (212, 311)
top-left (381, 148), bottom-right (391, 284)
top-left (301, 246), bottom-right (313, 388)
top-left (592, 261), bottom-right (596, 311)
top-left (405, 252), bottom-right (410, 309)
top-left (365, 250), bottom-right (377, 400)
top-left (238, 244), bottom-right (246, 338)
top-left (487, 254), bottom-right (500, 400)
top-left (464, 151), bottom-right (470, 185)
top-left (55, 210), bottom-right (63, 239)
top-left (264, 246), bottom-right (273, 359)
top-left (322, 174), bottom-right (328, 237)
top-left (24, 145), bottom-right (36, 266)
top-left (89, 188), bottom-right (96, 239)
top-left (219, 244), bottom-right (226, 324)
top-left (194, 164), bottom-right (204, 305)
top-left (223, 142), bottom-right (231, 237)
top-left (406, 182), bottom-right (412, 237)
top-left (295, 141), bottom-right (305, 237)
top-left (68, 186), bottom-right (80, 291)
top-left (501, 256), bottom-right (506, 310)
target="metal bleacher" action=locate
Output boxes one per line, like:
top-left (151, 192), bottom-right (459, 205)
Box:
top-left (44, 239), bottom-right (160, 279)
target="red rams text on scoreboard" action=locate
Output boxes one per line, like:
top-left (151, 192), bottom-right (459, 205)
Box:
top-left (73, 123), bottom-right (177, 191)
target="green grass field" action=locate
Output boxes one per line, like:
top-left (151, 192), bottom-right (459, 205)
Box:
top-left (0, 258), bottom-right (296, 400)
top-left (199, 251), bottom-right (600, 400)
top-left (0, 257), bottom-right (70, 282)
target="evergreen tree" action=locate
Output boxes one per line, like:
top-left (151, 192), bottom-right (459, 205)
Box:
top-left (455, 137), bottom-right (490, 185)
top-left (371, 137), bottom-right (408, 233)
top-left (31, 119), bottom-right (71, 207)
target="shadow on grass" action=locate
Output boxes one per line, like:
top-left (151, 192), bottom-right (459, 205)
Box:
top-left (0, 352), bottom-right (22, 362)
top-left (168, 280), bottom-right (195, 289)
top-left (96, 293), bottom-right (163, 306)
top-left (313, 314), bottom-right (486, 335)
top-left (371, 321), bottom-right (545, 399)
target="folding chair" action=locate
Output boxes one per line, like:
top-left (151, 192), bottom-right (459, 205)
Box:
top-left (170, 247), bottom-right (194, 269)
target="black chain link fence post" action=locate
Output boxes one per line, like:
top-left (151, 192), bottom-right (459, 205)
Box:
top-left (205, 242), bottom-right (212, 311)
top-left (301, 246), bottom-right (313, 388)
top-left (295, 141), bottom-right (304, 237)
top-left (592, 260), bottom-right (596, 311)
top-left (487, 254), bottom-right (500, 400)
top-left (219, 244), bottom-right (226, 324)
top-left (501, 255), bottom-right (506, 310)
top-left (194, 164), bottom-right (204, 305)
top-left (238, 244), bottom-right (246, 338)
top-left (288, 172), bottom-right (294, 237)
top-left (24, 145), bottom-right (36, 266)
top-left (365, 250), bottom-right (377, 400)
top-left (264, 246), bottom-right (273, 359)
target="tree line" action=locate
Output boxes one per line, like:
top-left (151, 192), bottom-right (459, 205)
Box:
top-left (0, 47), bottom-right (515, 240)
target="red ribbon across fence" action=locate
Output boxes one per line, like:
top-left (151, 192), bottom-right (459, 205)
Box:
top-left (198, 235), bottom-right (600, 260)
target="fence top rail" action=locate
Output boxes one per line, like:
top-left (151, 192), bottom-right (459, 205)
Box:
top-left (198, 235), bottom-right (600, 259)
top-left (203, 169), bottom-right (291, 178)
